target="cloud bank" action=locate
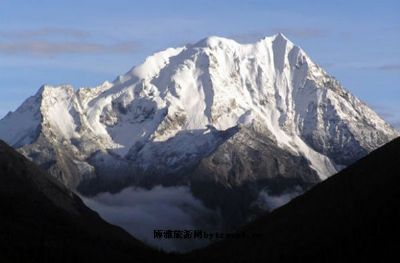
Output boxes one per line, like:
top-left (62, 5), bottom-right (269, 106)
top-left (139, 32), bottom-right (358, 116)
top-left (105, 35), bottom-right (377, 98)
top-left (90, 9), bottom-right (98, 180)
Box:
top-left (82, 185), bottom-right (221, 253)
top-left (0, 41), bottom-right (136, 57)
top-left (83, 186), bottom-right (308, 252)
top-left (0, 28), bottom-right (90, 39)
top-left (254, 187), bottom-right (303, 211)
top-left (0, 27), bottom-right (136, 57)
top-left (377, 64), bottom-right (400, 71)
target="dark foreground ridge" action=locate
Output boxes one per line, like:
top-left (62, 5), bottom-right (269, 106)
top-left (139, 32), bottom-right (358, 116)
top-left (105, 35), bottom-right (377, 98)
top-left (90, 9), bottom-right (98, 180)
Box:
top-left (0, 140), bottom-right (164, 263)
top-left (186, 137), bottom-right (400, 262)
top-left (1, 137), bottom-right (400, 262)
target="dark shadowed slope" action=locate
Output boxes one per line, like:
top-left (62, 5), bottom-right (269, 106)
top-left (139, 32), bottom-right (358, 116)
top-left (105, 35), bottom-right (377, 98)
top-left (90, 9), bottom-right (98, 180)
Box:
top-left (188, 137), bottom-right (400, 263)
top-left (0, 140), bottom-right (165, 263)
top-left (2, 135), bottom-right (399, 263)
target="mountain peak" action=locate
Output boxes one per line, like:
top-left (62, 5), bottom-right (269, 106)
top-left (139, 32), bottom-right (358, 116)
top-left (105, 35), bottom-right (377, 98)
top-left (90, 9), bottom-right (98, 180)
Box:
top-left (0, 34), bottom-right (398, 237)
top-left (194, 34), bottom-right (293, 48)
top-left (274, 32), bottom-right (289, 41)
top-left (192, 36), bottom-right (241, 49)
top-left (0, 34), bottom-right (398, 191)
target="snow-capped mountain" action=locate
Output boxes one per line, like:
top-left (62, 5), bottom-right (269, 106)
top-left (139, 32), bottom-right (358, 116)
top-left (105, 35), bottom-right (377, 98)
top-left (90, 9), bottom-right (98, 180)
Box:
top-left (0, 34), bottom-right (398, 223)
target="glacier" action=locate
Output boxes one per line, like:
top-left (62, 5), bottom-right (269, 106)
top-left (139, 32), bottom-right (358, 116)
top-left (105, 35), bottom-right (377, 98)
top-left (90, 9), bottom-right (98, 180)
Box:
top-left (0, 33), bottom-right (398, 230)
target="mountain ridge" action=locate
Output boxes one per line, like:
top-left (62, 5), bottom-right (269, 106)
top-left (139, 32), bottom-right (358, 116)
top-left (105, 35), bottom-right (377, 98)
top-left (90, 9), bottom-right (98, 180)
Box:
top-left (0, 139), bottom-right (164, 262)
top-left (1, 134), bottom-right (399, 261)
top-left (186, 136), bottom-right (400, 262)
top-left (0, 34), bottom-right (398, 229)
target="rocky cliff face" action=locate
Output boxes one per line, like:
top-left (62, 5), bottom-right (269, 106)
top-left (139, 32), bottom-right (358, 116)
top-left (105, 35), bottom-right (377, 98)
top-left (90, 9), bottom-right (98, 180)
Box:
top-left (0, 34), bottom-right (398, 226)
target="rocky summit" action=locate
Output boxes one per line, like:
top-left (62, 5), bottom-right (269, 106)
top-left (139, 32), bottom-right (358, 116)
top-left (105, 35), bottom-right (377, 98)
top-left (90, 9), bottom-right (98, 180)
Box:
top-left (0, 34), bottom-right (398, 228)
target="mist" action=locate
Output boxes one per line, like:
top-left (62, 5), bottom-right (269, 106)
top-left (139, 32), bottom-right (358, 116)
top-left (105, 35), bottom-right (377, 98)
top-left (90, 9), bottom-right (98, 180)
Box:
top-left (255, 187), bottom-right (303, 211)
top-left (82, 185), bottom-right (221, 252)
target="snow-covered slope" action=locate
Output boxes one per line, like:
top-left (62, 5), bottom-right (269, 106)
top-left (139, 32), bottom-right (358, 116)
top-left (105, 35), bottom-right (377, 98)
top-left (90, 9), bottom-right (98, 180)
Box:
top-left (0, 34), bottom-right (398, 193)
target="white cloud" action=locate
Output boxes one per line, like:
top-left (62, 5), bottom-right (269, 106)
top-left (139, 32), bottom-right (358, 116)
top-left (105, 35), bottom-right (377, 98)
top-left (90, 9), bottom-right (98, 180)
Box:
top-left (82, 185), bottom-right (221, 253)
top-left (255, 187), bottom-right (303, 211)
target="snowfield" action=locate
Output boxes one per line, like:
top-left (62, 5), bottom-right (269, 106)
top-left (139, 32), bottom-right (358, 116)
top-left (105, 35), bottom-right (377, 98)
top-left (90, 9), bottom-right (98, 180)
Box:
top-left (0, 33), bottom-right (398, 190)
